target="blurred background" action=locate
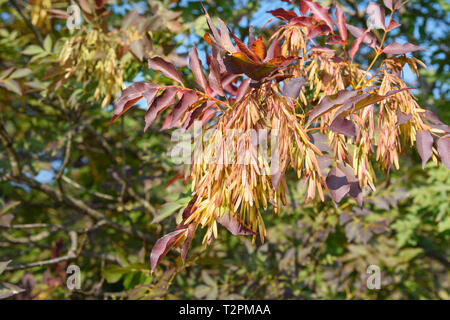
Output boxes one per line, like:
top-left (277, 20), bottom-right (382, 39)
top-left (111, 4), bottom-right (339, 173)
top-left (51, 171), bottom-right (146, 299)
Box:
top-left (0, 0), bottom-right (448, 299)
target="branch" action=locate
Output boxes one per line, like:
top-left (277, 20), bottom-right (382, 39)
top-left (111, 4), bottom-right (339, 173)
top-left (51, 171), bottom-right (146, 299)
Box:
top-left (5, 231), bottom-right (78, 271)
top-left (9, 0), bottom-right (44, 46)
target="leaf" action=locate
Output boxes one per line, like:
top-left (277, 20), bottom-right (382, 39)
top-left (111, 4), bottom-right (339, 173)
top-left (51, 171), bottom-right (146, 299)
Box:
top-left (265, 40), bottom-right (281, 62)
top-left (367, 1), bottom-right (385, 29)
top-left (151, 202), bottom-right (184, 224)
top-left (396, 109), bottom-right (412, 125)
top-left (338, 164), bottom-right (363, 206)
top-left (9, 68), bottom-right (32, 79)
top-left (170, 91), bottom-right (198, 127)
top-left (289, 16), bottom-right (314, 27)
top-left (181, 223), bottom-right (198, 263)
top-left (102, 265), bottom-right (126, 283)
top-left (304, 0), bottom-right (334, 30)
top-left (281, 77), bottom-right (306, 99)
top-left (114, 82), bottom-right (155, 115)
top-left (267, 8), bottom-right (298, 21)
top-left (329, 117), bottom-right (356, 138)
top-left (189, 44), bottom-right (208, 92)
top-left (0, 283), bottom-right (25, 299)
top-left (306, 24), bottom-right (331, 40)
top-left (144, 87), bottom-right (178, 131)
top-left (0, 260), bottom-right (11, 275)
top-left (208, 57), bottom-right (224, 96)
top-left (43, 35), bottom-right (52, 52)
top-left (108, 82), bottom-right (158, 126)
top-left (235, 78), bottom-right (250, 102)
top-left (216, 213), bottom-right (255, 236)
top-left (223, 52), bottom-right (260, 75)
top-left (307, 90), bottom-right (358, 125)
top-left (345, 221), bottom-right (361, 242)
top-left (0, 214), bottom-right (14, 227)
top-left (217, 18), bottom-right (235, 52)
top-left (351, 88), bottom-right (410, 113)
top-left (229, 31), bottom-right (260, 62)
top-left (387, 20), bottom-right (401, 31)
top-left (424, 110), bottom-right (450, 132)
top-left (346, 24), bottom-right (377, 48)
top-left (416, 130), bottom-right (434, 169)
top-left (3, 79), bottom-right (22, 95)
top-left (250, 36), bottom-right (266, 61)
top-left (348, 29), bottom-right (371, 60)
top-left (383, 42), bottom-right (425, 55)
top-left (201, 270), bottom-right (217, 287)
top-left (335, 5), bottom-right (347, 41)
top-left (326, 167), bottom-right (350, 203)
top-left (383, 0), bottom-right (393, 10)
top-left (150, 228), bottom-right (187, 271)
top-left (326, 35), bottom-right (346, 45)
top-left (193, 285), bottom-right (210, 298)
top-left (22, 45), bottom-right (44, 55)
top-left (436, 136), bottom-right (450, 169)
top-left (148, 57), bottom-right (183, 85)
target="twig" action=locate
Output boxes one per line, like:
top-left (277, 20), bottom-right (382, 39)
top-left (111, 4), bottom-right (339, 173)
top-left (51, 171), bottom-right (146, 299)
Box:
top-left (9, 0), bottom-right (44, 46)
top-left (5, 231), bottom-right (78, 271)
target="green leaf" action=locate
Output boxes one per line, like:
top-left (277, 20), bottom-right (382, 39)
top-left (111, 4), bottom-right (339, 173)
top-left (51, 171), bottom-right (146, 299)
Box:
top-left (43, 35), bottom-right (52, 52)
top-left (151, 202), bottom-right (184, 224)
top-left (102, 265), bottom-right (125, 283)
top-left (22, 45), bottom-right (44, 55)
top-left (3, 79), bottom-right (22, 95)
top-left (0, 260), bottom-right (11, 275)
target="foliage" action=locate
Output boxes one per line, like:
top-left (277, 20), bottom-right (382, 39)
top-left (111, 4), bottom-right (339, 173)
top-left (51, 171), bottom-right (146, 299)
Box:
top-left (0, 0), bottom-right (448, 300)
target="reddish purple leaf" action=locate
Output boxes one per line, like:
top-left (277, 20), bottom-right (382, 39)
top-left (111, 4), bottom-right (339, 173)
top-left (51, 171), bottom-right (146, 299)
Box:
top-left (208, 57), bottom-right (224, 96)
top-left (326, 167), bottom-right (350, 203)
top-left (329, 117), bottom-right (356, 138)
top-left (150, 228), bottom-right (187, 271)
top-left (306, 24), bottom-right (331, 40)
top-left (383, 41), bottom-right (425, 55)
top-left (108, 82), bottom-right (158, 127)
top-left (387, 20), bottom-right (401, 31)
top-left (367, 1), bottom-right (385, 29)
top-left (189, 44), bottom-right (208, 92)
top-left (144, 87), bottom-right (178, 131)
top-left (170, 91), bottom-right (198, 127)
top-left (394, 0), bottom-right (407, 10)
top-left (326, 35), bottom-right (346, 45)
top-left (267, 8), bottom-right (298, 21)
top-left (383, 0), bottom-right (393, 10)
top-left (304, 0), bottom-right (334, 31)
top-left (216, 213), bottom-right (255, 236)
top-left (264, 39), bottom-right (282, 62)
top-left (349, 29), bottom-right (371, 60)
top-left (299, 0), bottom-right (309, 14)
top-left (335, 5), bottom-right (347, 41)
top-left (281, 77), bottom-right (306, 99)
top-left (236, 78), bottom-right (250, 102)
top-left (424, 110), bottom-right (450, 133)
top-left (436, 136), bottom-right (450, 169)
top-left (217, 18), bottom-right (235, 52)
top-left (289, 16), bottom-right (314, 27)
top-left (346, 24), bottom-right (377, 48)
top-left (181, 223), bottom-right (198, 263)
top-left (339, 164), bottom-right (363, 206)
top-left (416, 130), bottom-right (434, 169)
top-left (307, 90), bottom-right (358, 126)
top-left (148, 57), bottom-right (183, 85)
top-left (113, 82), bottom-right (156, 115)
top-left (396, 109), bottom-right (412, 125)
